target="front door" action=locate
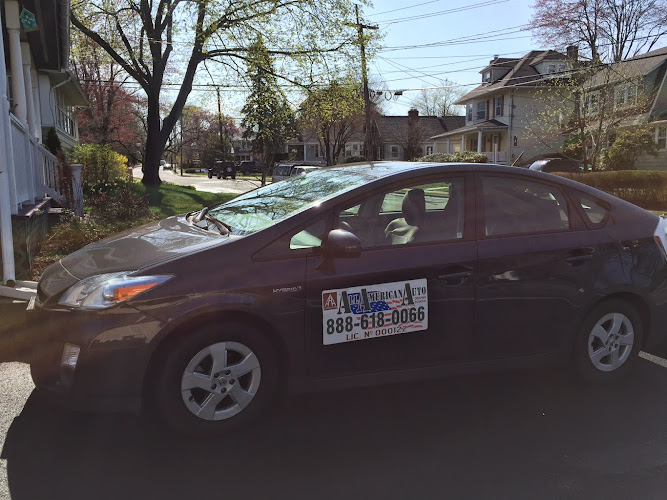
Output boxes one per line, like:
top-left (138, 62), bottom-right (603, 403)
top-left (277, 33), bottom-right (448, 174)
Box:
top-left (305, 173), bottom-right (477, 378)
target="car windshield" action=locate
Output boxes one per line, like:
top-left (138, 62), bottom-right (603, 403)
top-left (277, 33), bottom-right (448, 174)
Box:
top-left (207, 168), bottom-right (373, 235)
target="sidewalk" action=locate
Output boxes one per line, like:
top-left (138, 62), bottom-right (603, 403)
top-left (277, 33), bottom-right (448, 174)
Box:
top-left (0, 298), bottom-right (31, 362)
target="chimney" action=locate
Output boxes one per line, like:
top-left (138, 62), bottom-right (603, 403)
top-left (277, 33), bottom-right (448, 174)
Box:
top-left (566, 45), bottom-right (578, 61)
top-left (408, 108), bottom-right (419, 125)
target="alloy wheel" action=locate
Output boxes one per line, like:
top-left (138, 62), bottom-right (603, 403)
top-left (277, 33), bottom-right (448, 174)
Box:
top-left (181, 341), bottom-right (261, 421)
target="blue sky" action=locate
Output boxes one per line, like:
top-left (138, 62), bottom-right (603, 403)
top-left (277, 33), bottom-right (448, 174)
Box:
top-left (364, 0), bottom-right (542, 115)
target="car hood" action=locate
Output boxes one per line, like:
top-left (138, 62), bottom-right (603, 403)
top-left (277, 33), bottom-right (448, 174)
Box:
top-left (38, 215), bottom-right (231, 299)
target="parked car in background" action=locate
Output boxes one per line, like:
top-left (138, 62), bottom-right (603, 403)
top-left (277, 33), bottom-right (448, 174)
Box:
top-left (272, 163), bottom-right (323, 183)
top-left (160, 159), bottom-right (173, 170)
top-left (208, 161), bottom-right (237, 179)
top-left (529, 158), bottom-right (584, 173)
top-left (29, 161), bottom-right (667, 436)
top-left (290, 166), bottom-right (321, 176)
top-left (239, 161), bottom-right (264, 176)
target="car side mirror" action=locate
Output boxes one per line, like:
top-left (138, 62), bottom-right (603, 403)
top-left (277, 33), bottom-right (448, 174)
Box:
top-left (321, 229), bottom-right (362, 259)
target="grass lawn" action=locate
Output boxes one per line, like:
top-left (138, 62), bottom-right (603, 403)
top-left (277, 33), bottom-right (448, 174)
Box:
top-left (131, 181), bottom-right (237, 218)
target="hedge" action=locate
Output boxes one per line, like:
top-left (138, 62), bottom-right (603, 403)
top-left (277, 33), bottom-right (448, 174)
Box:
top-left (558, 170), bottom-right (667, 210)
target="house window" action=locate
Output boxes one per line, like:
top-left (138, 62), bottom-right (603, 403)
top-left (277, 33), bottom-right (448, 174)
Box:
top-left (548, 64), bottom-right (557, 73)
top-left (476, 101), bottom-right (486, 120)
top-left (426, 145), bottom-right (433, 155)
top-left (615, 82), bottom-right (638, 108)
top-left (483, 71), bottom-right (491, 83)
top-left (585, 91), bottom-right (600, 114)
top-left (657, 126), bottom-right (667, 149)
top-left (390, 145), bottom-right (400, 158)
top-left (495, 96), bottom-right (503, 117)
top-left (467, 103), bottom-right (473, 122)
top-left (55, 89), bottom-right (76, 137)
top-left (513, 135), bottom-right (518, 147)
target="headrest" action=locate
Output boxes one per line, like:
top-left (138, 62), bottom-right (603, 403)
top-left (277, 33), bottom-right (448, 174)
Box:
top-left (402, 189), bottom-right (425, 226)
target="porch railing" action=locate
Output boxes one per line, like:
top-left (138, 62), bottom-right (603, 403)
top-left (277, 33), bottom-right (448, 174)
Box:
top-left (9, 113), bottom-right (69, 211)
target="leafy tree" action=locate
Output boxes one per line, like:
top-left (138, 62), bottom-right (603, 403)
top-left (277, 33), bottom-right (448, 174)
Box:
top-left (71, 34), bottom-right (146, 164)
top-left (299, 80), bottom-right (364, 165)
top-left (605, 125), bottom-right (659, 169)
top-left (531, 0), bottom-right (667, 63)
top-left (178, 105), bottom-right (238, 168)
top-left (408, 81), bottom-right (465, 116)
top-left (71, 0), bottom-right (367, 186)
top-left (241, 36), bottom-right (296, 185)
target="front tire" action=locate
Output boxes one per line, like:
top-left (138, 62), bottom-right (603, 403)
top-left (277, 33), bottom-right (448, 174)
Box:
top-left (574, 299), bottom-right (643, 383)
top-left (150, 322), bottom-right (280, 436)
top-left (207, 172), bottom-right (212, 179)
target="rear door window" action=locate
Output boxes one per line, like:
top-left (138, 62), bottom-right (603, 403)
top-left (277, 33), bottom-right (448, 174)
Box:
top-left (481, 176), bottom-right (570, 236)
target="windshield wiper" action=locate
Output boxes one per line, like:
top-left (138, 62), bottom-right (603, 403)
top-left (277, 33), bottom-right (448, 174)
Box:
top-left (204, 214), bottom-right (231, 235)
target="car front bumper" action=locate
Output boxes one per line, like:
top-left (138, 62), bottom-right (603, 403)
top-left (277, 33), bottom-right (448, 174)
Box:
top-left (27, 303), bottom-right (166, 414)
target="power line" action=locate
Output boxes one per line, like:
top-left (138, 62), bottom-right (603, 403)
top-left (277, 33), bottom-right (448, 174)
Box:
top-left (372, 0), bottom-right (510, 26)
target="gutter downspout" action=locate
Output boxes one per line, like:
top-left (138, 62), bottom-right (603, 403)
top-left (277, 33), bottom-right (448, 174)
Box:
top-left (0, 7), bottom-right (17, 287)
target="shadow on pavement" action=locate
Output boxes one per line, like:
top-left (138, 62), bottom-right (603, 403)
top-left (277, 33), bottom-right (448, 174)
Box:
top-left (4, 362), bottom-right (667, 499)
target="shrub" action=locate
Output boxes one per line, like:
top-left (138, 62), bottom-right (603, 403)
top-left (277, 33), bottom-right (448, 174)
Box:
top-left (605, 126), bottom-right (659, 171)
top-left (342, 156), bottom-right (367, 163)
top-left (558, 170), bottom-right (667, 210)
top-left (413, 151), bottom-right (488, 163)
top-left (87, 180), bottom-right (157, 225)
top-left (74, 144), bottom-right (129, 188)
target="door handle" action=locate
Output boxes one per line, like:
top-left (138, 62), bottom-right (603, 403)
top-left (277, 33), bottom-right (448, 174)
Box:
top-left (438, 271), bottom-right (473, 280)
top-left (565, 248), bottom-right (594, 263)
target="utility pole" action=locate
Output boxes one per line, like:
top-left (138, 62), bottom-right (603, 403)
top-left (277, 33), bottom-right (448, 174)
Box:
top-left (217, 87), bottom-right (224, 158)
top-left (353, 5), bottom-right (378, 161)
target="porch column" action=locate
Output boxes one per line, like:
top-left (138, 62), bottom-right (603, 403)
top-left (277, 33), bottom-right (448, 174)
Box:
top-left (446, 139), bottom-right (450, 154)
top-left (304, 143), bottom-right (307, 161)
top-left (5, 1), bottom-right (26, 123)
top-left (477, 130), bottom-right (483, 154)
top-left (21, 43), bottom-right (35, 136)
top-left (0, 4), bottom-right (17, 283)
top-left (461, 136), bottom-right (465, 152)
top-left (32, 74), bottom-right (42, 142)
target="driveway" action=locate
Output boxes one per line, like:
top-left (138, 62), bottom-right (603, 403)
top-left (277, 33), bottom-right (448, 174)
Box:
top-left (132, 167), bottom-right (267, 195)
top-left (3, 353), bottom-right (667, 499)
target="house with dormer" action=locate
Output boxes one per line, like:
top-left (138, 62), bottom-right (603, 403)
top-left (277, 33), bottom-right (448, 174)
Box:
top-left (580, 46), bottom-right (667, 170)
top-left (431, 48), bottom-right (578, 165)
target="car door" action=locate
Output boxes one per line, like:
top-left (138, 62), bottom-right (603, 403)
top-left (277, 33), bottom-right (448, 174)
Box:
top-left (474, 173), bottom-right (608, 359)
top-left (304, 173), bottom-right (477, 378)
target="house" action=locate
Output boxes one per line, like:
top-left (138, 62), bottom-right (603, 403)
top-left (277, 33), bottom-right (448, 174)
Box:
top-left (286, 109), bottom-right (464, 164)
top-left (431, 49), bottom-right (578, 165)
top-left (0, 0), bottom-right (88, 296)
top-left (581, 47), bottom-right (667, 170)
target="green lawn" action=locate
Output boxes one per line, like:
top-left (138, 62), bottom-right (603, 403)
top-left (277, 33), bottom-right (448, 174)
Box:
top-left (131, 182), bottom-right (237, 218)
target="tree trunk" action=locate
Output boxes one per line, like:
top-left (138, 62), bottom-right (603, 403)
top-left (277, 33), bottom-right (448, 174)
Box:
top-left (142, 91), bottom-right (166, 186)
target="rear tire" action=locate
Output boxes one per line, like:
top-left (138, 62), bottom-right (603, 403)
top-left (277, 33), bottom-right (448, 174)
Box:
top-left (574, 299), bottom-right (643, 383)
top-left (207, 172), bottom-right (212, 179)
top-left (150, 321), bottom-right (280, 436)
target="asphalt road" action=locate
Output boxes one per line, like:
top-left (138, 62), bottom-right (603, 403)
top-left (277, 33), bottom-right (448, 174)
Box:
top-left (135, 167), bottom-right (266, 194)
top-left (3, 353), bottom-right (667, 500)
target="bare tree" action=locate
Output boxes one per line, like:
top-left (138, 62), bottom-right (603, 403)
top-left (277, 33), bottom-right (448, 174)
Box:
top-left (531, 0), bottom-right (667, 62)
top-left (408, 81), bottom-right (465, 116)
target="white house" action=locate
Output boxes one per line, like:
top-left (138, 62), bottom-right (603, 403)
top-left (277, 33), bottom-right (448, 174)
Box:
top-left (0, 0), bottom-right (87, 297)
top-left (431, 49), bottom-right (577, 165)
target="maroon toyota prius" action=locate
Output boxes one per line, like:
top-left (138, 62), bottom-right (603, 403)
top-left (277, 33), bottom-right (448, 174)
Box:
top-left (29, 161), bottom-right (667, 435)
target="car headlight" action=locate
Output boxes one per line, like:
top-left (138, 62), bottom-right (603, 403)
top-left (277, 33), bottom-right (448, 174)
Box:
top-left (58, 272), bottom-right (173, 310)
